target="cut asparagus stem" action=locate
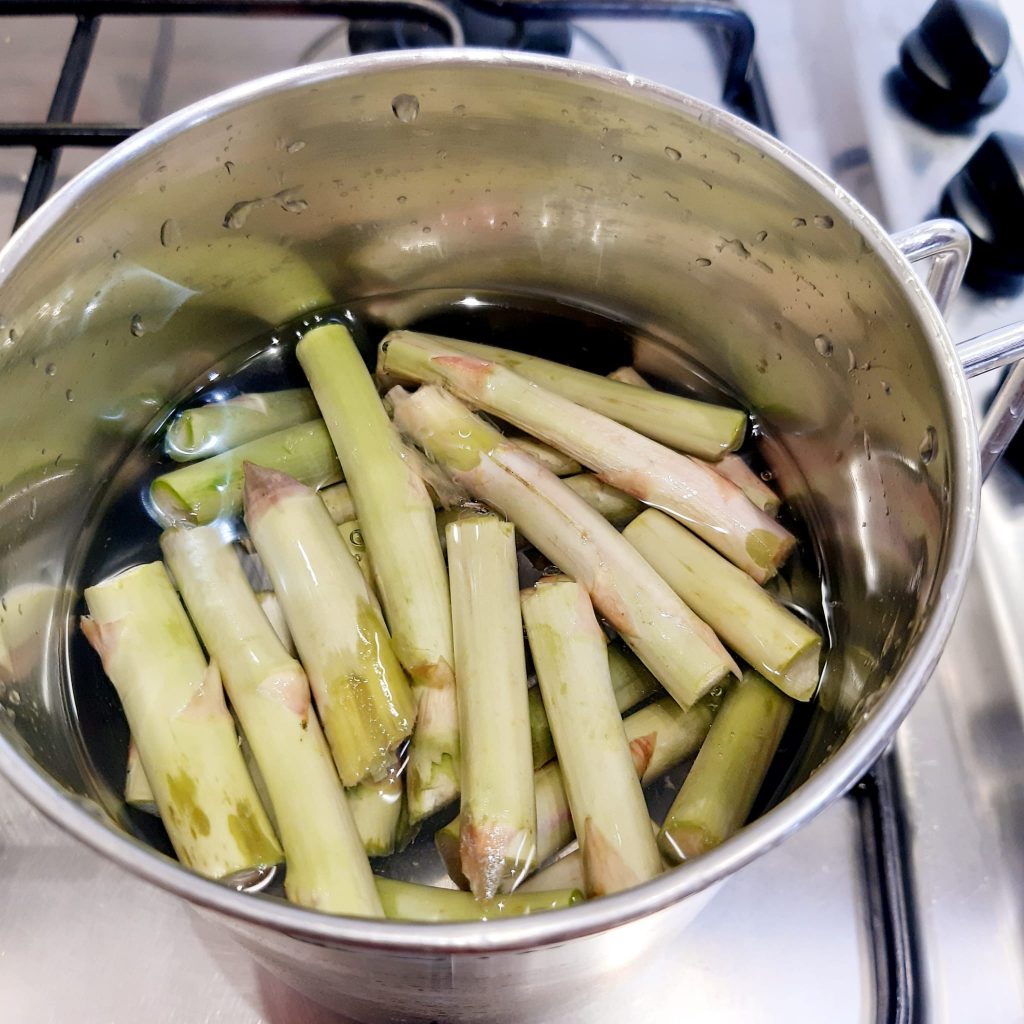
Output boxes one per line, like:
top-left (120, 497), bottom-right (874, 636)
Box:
top-left (82, 562), bottom-right (282, 881)
top-left (447, 515), bottom-right (535, 899)
top-left (607, 365), bottom-right (650, 387)
top-left (150, 420), bottom-right (342, 526)
top-left (255, 591), bottom-right (296, 656)
top-left (660, 670), bottom-right (792, 862)
top-left (243, 465), bottom-right (416, 788)
top-left (436, 694), bottom-right (714, 888)
top-left (528, 643), bottom-right (660, 768)
top-left (124, 737), bottom-right (157, 812)
top-left (348, 775), bottom-right (406, 858)
top-left (562, 473), bottom-right (643, 528)
top-left (160, 525), bottom-right (384, 916)
top-left (164, 388), bottom-right (321, 462)
top-left (374, 877), bottom-right (581, 922)
top-left (516, 850), bottom-right (585, 894)
top-left (338, 520), bottom-right (375, 590)
top-left (509, 438), bottom-right (582, 477)
top-left (319, 481), bottom-right (357, 524)
top-left (297, 324), bottom-right (457, 824)
top-left (521, 577), bottom-right (662, 897)
top-left (381, 332), bottom-right (745, 459)
top-left (624, 509), bottom-right (821, 701)
top-left (390, 385), bottom-right (737, 708)
top-left (378, 332), bottom-right (793, 582)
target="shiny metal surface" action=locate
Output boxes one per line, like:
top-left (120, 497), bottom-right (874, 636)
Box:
top-left (0, 49), bottom-right (985, 1017)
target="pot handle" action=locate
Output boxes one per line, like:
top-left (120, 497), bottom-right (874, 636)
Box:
top-left (894, 219), bottom-right (1024, 479)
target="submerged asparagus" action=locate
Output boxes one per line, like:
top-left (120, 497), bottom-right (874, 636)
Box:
top-left (660, 670), bottom-right (792, 862)
top-left (160, 525), bottom-right (383, 915)
top-left (124, 738), bottom-right (157, 812)
top-left (243, 465), bottom-right (416, 787)
top-left (521, 577), bottom-right (662, 897)
top-left (562, 473), bottom-right (643, 528)
top-left (374, 877), bottom-right (581, 922)
top-left (447, 515), bottom-right (535, 898)
top-left (165, 388), bottom-right (320, 462)
top-left (378, 332), bottom-right (793, 582)
top-left (82, 562), bottom-right (281, 880)
top-left (510, 438), bottom-right (582, 477)
top-left (382, 333), bottom-right (746, 459)
top-left (624, 509), bottom-right (821, 701)
top-left (150, 420), bottom-right (341, 526)
top-left (528, 643), bottom-right (660, 768)
top-left (348, 776), bottom-right (408, 859)
top-left (297, 324), bottom-right (457, 823)
top-left (389, 385), bottom-right (737, 709)
top-left (319, 481), bottom-right (357, 524)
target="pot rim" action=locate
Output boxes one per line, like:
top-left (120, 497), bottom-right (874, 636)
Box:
top-left (0, 48), bottom-right (980, 954)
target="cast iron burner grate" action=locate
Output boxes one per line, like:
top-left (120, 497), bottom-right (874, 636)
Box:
top-left (0, 3), bottom-right (918, 1021)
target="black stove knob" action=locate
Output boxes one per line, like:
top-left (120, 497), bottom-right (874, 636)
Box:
top-left (940, 132), bottom-right (1024, 294)
top-left (893, 0), bottom-right (1010, 128)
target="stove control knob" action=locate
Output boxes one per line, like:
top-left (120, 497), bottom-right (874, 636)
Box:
top-left (895, 0), bottom-right (1009, 127)
top-left (940, 132), bottom-right (1024, 293)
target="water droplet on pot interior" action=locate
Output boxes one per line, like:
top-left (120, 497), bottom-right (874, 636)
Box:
top-left (130, 314), bottom-right (145, 337)
top-left (611, 153), bottom-right (623, 163)
top-left (919, 426), bottom-right (938, 464)
top-left (160, 218), bottom-right (181, 248)
top-left (664, 146), bottom-right (682, 161)
top-left (695, 257), bottom-right (712, 267)
top-left (65, 388), bottom-right (74, 402)
top-left (112, 250), bottom-right (122, 260)
top-left (814, 334), bottom-right (834, 357)
top-left (814, 214), bottom-right (834, 229)
top-left (392, 94), bottom-right (420, 123)
top-left (286, 140), bottom-right (306, 154)
top-left (44, 362), bottom-right (56, 376)
top-left (792, 217), bottom-right (807, 228)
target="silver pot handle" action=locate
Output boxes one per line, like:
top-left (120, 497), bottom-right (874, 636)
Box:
top-left (894, 219), bottom-right (1024, 479)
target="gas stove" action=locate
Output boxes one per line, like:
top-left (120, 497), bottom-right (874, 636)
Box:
top-left (1, 3), bottom-right (1023, 1022)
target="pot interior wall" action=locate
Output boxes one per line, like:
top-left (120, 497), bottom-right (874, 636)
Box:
top-left (0, 58), bottom-right (958, 879)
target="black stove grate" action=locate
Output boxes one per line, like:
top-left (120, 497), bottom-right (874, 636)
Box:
top-left (0, 4), bottom-right (917, 1021)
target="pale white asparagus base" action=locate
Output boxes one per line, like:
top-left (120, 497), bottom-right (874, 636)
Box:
top-left (624, 509), bottom-right (821, 701)
top-left (348, 775), bottom-right (406, 859)
top-left (390, 385), bottom-right (737, 708)
top-left (243, 465), bottom-right (416, 788)
top-left (82, 562), bottom-right (281, 880)
top-left (297, 324), bottom-right (457, 823)
top-left (447, 516), bottom-right (536, 898)
top-left (378, 332), bottom-right (793, 582)
top-left (522, 577), bottom-right (662, 897)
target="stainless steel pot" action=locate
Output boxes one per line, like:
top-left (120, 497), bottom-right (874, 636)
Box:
top-left (1, 50), bottom-right (1023, 1023)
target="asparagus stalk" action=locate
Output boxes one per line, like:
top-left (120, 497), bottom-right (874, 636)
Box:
top-left (150, 420), bottom-right (341, 526)
top-left (447, 515), bottom-right (535, 898)
top-left (374, 877), bottom-right (581, 922)
top-left (160, 525), bottom-right (384, 916)
top-left (296, 324), bottom-right (457, 823)
top-left (436, 694), bottom-right (714, 888)
top-left (624, 509), bottom-right (821, 701)
top-left (528, 643), bottom-right (660, 768)
top-left (607, 366), bottom-right (781, 514)
top-left (521, 577), bottom-right (662, 897)
top-left (660, 670), bottom-right (792, 862)
top-left (382, 332), bottom-right (745, 459)
top-left (319, 481), bottom-right (357, 524)
top-left (164, 389), bottom-right (321, 462)
top-left (389, 385), bottom-right (737, 708)
top-left (348, 776), bottom-right (406, 858)
top-left (255, 591), bottom-right (296, 656)
top-left (516, 850), bottom-right (585, 894)
top-left (509, 438), bottom-right (581, 477)
top-left (243, 465), bottom-right (416, 787)
top-left (82, 562), bottom-right (281, 881)
top-left (124, 738), bottom-right (157, 812)
top-left (378, 332), bottom-right (793, 582)
top-left (561, 473), bottom-right (643, 528)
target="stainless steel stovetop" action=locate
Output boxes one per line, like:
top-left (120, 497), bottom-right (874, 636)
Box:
top-left (1, 2), bottom-right (1023, 1021)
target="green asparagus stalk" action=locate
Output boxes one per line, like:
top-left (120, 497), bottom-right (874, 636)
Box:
top-left (124, 738), bottom-right (157, 812)
top-left (243, 465), bottom-right (416, 787)
top-left (150, 420), bottom-right (342, 526)
top-left (374, 877), bottom-right (581, 922)
top-left (660, 670), bottom-right (792, 862)
top-left (436, 694), bottom-right (714, 888)
top-left (82, 562), bottom-right (281, 881)
top-left (521, 577), bottom-right (662, 897)
top-left (510, 438), bottom-right (581, 477)
top-left (389, 385), bottom-right (737, 709)
top-left (528, 643), bottom-right (660, 768)
top-left (255, 591), bottom-right (296, 656)
top-left (164, 389), bottom-right (321, 462)
top-left (607, 366), bottom-right (781, 515)
top-left (562, 473), bottom-right (643, 528)
top-left (381, 333), bottom-right (745, 459)
top-left (378, 332), bottom-right (793, 582)
top-left (320, 481), bottom-right (357, 524)
top-left (296, 324), bottom-right (457, 824)
top-left (516, 850), bottom-right (586, 894)
top-left (160, 525), bottom-right (384, 916)
top-left (348, 775), bottom-right (406, 858)
top-left (447, 515), bottom-right (535, 898)
top-left (624, 509), bottom-right (821, 701)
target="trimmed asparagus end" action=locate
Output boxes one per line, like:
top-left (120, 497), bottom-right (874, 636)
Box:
top-left (374, 877), bottom-right (582, 922)
top-left (349, 775), bottom-right (405, 858)
top-left (124, 738), bottom-right (157, 812)
top-left (607, 366), bottom-right (650, 387)
top-left (319, 481), bottom-right (357, 524)
top-left (435, 816), bottom-right (469, 890)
